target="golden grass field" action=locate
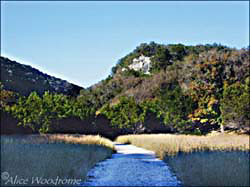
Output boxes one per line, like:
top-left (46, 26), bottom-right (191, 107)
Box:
top-left (1, 134), bottom-right (114, 186)
top-left (116, 133), bottom-right (250, 186)
top-left (116, 133), bottom-right (250, 158)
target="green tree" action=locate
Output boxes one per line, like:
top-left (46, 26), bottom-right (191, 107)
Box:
top-left (100, 96), bottom-right (145, 133)
top-left (220, 79), bottom-right (250, 132)
top-left (156, 83), bottom-right (195, 132)
top-left (168, 44), bottom-right (187, 61)
top-left (8, 92), bottom-right (44, 132)
top-left (151, 46), bottom-right (172, 72)
top-left (7, 91), bottom-right (75, 133)
top-left (75, 89), bottom-right (99, 119)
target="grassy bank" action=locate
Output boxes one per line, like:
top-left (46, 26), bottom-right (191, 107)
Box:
top-left (1, 134), bottom-right (114, 186)
top-left (165, 151), bottom-right (249, 186)
top-left (116, 133), bottom-right (250, 186)
top-left (116, 133), bottom-right (249, 158)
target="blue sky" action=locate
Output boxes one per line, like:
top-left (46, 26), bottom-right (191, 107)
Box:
top-left (1, 1), bottom-right (249, 88)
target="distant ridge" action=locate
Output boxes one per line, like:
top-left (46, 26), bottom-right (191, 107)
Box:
top-left (0, 56), bottom-right (83, 96)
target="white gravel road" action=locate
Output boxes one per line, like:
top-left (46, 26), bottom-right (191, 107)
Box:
top-left (81, 143), bottom-right (181, 186)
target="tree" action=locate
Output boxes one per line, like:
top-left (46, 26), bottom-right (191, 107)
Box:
top-left (151, 46), bottom-right (172, 72)
top-left (100, 96), bottom-right (145, 133)
top-left (8, 92), bottom-right (44, 132)
top-left (156, 83), bottom-right (195, 132)
top-left (168, 44), bottom-right (187, 61)
top-left (135, 42), bottom-right (156, 57)
top-left (7, 91), bottom-right (75, 133)
top-left (220, 79), bottom-right (250, 132)
top-left (0, 82), bottom-right (18, 110)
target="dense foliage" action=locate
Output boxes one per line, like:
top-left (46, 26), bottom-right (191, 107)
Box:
top-left (220, 79), bottom-right (250, 131)
top-left (100, 96), bottom-right (145, 133)
top-left (154, 84), bottom-right (195, 132)
top-left (99, 83), bottom-right (196, 133)
top-left (101, 42), bottom-right (249, 133)
top-left (0, 82), bottom-right (18, 109)
top-left (2, 90), bottom-right (96, 133)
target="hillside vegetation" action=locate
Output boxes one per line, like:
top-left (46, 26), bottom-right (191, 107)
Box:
top-left (1, 42), bottom-right (249, 135)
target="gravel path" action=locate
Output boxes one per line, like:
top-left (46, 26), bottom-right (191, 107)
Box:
top-left (81, 143), bottom-right (181, 186)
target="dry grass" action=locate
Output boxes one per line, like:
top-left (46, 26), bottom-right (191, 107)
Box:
top-left (116, 133), bottom-right (250, 186)
top-left (1, 134), bottom-right (114, 186)
top-left (165, 151), bottom-right (249, 186)
top-left (116, 133), bottom-right (249, 158)
top-left (1, 134), bottom-right (115, 151)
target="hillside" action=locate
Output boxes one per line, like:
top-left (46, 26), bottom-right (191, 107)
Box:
top-left (0, 56), bottom-right (83, 96)
top-left (86, 42), bottom-right (249, 133)
top-left (89, 43), bottom-right (249, 104)
top-left (1, 42), bottom-right (249, 135)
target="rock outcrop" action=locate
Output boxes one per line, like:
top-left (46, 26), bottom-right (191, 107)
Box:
top-left (122, 55), bottom-right (152, 74)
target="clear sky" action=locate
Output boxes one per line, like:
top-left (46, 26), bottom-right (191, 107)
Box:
top-left (1, 1), bottom-right (249, 88)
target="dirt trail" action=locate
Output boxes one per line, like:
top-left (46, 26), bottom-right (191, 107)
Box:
top-left (81, 143), bottom-right (181, 186)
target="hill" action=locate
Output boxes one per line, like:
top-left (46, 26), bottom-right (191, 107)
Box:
top-left (86, 42), bottom-right (249, 133)
top-left (90, 43), bottom-right (249, 104)
top-left (1, 42), bottom-right (249, 136)
top-left (0, 56), bottom-right (83, 96)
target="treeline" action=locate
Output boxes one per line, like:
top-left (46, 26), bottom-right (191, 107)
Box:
top-left (1, 42), bottom-right (249, 134)
top-left (100, 84), bottom-right (195, 133)
top-left (1, 84), bottom-right (97, 133)
top-left (112, 42), bottom-right (229, 75)
top-left (0, 84), bottom-right (195, 134)
top-left (99, 80), bottom-right (249, 134)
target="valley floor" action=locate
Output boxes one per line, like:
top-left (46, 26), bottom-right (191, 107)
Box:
top-left (81, 143), bottom-right (180, 186)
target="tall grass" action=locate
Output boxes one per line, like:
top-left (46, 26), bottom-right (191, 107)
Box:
top-left (116, 133), bottom-right (250, 186)
top-left (165, 151), bottom-right (249, 186)
top-left (1, 134), bottom-right (114, 186)
top-left (116, 133), bottom-right (249, 158)
top-left (1, 134), bottom-right (115, 151)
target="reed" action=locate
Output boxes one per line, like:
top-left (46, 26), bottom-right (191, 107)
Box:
top-left (1, 134), bottom-right (114, 186)
top-left (116, 133), bottom-right (249, 158)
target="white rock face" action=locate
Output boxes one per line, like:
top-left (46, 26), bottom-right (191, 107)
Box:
top-left (121, 68), bottom-right (127, 72)
top-left (128, 55), bottom-right (152, 74)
